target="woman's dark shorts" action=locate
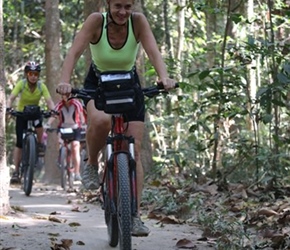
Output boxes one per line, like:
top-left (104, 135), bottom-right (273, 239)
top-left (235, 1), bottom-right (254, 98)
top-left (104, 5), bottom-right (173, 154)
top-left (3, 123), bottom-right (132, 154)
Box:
top-left (84, 64), bottom-right (145, 122)
top-left (59, 127), bottom-right (82, 142)
top-left (16, 116), bottom-right (43, 148)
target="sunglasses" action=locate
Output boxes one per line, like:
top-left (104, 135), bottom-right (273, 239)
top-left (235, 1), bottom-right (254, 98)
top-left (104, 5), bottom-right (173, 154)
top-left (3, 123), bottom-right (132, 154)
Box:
top-left (27, 71), bottom-right (39, 77)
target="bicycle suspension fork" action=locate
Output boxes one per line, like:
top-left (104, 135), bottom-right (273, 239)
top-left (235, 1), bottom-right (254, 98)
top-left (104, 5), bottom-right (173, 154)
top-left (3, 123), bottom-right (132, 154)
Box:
top-left (128, 136), bottom-right (138, 217)
top-left (105, 137), bottom-right (117, 214)
top-left (105, 135), bottom-right (138, 217)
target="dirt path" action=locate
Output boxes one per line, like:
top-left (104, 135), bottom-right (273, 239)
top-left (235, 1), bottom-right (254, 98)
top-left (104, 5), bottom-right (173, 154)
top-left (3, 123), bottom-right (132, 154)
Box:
top-left (0, 183), bottom-right (207, 250)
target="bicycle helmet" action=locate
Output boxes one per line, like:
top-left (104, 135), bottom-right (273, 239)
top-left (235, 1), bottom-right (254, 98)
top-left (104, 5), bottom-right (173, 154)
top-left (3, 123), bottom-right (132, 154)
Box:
top-left (24, 61), bottom-right (41, 73)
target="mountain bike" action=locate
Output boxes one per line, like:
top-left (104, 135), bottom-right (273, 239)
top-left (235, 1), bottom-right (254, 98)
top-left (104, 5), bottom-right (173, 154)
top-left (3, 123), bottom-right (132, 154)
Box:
top-left (70, 78), bottom-right (178, 250)
top-left (47, 127), bottom-right (76, 190)
top-left (8, 105), bottom-right (56, 196)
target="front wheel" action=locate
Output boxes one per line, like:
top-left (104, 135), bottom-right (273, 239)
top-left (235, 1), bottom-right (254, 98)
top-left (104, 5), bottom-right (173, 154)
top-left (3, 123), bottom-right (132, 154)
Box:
top-left (80, 148), bottom-right (87, 175)
top-left (59, 146), bottom-right (67, 190)
top-left (117, 153), bottom-right (132, 250)
top-left (103, 161), bottom-right (118, 247)
top-left (23, 134), bottom-right (37, 196)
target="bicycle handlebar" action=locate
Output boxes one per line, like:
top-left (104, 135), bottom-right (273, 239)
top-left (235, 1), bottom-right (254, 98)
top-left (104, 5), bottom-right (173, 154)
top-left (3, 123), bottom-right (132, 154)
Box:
top-left (7, 109), bottom-right (58, 119)
top-left (142, 83), bottom-right (179, 98)
top-left (70, 83), bottom-right (179, 100)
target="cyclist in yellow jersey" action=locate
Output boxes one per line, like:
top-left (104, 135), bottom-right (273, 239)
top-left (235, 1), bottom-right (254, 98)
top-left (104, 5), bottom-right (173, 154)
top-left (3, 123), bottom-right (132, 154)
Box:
top-left (7, 61), bottom-right (55, 183)
top-left (56, 0), bottom-right (176, 236)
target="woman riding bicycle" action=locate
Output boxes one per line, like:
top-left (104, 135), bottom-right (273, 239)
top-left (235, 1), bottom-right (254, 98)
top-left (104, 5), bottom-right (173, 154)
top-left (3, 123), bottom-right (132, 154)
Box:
top-left (45, 94), bottom-right (86, 181)
top-left (56, 0), bottom-right (176, 236)
top-left (7, 61), bottom-right (55, 184)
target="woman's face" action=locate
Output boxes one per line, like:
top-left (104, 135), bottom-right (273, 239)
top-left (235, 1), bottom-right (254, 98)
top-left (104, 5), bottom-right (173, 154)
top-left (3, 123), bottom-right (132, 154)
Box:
top-left (108, 0), bottom-right (134, 25)
top-left (26, 71), bottom-right (39, 84)
top-left (62, 95), bottom-right (69, 102)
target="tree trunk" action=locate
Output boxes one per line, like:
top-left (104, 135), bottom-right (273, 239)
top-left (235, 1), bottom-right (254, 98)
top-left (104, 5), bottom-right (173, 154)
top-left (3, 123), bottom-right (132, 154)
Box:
top-left (0, 0), bottom-right (10, 215)
top-left (135, 0), bottom-right (153, 174)
top-left (83, 0), bottom-right (104, 71)
top-left (173, 0), bottom-right (185, 162)
top-left (43, 0), bottom-right (61, 184)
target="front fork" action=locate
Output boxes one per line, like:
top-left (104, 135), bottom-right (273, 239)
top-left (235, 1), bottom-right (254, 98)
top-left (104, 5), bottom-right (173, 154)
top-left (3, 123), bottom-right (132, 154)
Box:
top-left (21, 132), bottom-right (37, 177)
top-left (101, 136), bottom-right (138, 217)
top-left (128, 137), bottom-right (138, 217)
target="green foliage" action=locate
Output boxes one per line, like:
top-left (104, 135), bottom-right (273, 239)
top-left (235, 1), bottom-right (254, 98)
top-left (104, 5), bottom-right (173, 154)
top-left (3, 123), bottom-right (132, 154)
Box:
top-left (5, 1), bottom-right (290, 248)
top-left (4, 0), bottom-right (290, 220)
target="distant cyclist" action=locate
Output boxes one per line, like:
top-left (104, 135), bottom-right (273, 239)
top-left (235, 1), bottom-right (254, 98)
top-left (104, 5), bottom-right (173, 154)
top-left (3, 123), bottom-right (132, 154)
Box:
top-left (6, 61), bottom-right (55, 184)
top-left (45, 94), bottom-right (86, 181)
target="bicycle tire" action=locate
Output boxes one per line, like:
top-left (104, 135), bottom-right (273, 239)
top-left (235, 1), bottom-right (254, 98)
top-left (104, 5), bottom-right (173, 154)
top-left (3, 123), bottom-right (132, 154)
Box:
top-left (67, 148), bottom-right (74, 189)
top-left (59, 146), bottom-right (67, 190)
top-left (23, 134), bottom-right (37, 196)
top-left (117, 153), bottom-right (132, 250)
top-left (104, 163), bottom-right (119, 247)
top-left (68, 169), bottom-right (74, 189)
top-left (80, 148), bottom-right (87, 175)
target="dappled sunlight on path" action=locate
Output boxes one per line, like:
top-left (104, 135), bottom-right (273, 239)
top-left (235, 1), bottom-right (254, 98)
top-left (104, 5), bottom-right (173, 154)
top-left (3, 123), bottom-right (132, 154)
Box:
top-left (0, 183), bottom-right (206, 250)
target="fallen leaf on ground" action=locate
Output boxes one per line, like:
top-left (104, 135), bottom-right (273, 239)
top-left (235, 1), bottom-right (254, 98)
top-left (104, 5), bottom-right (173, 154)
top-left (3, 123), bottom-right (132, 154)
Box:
top-left (0, 215), bottom-right (10, 220)
top-left (50, 211), bottom-right (62, 215)
top-left (33, 214), bottom-right (49, 220)
top-left (258, 208), bottom-right (278, 217)
top-left (48, 232), bottom-right (60, 237)
top-left (202, 227), bottom-right (222, 238)
top-left (82, 207), bottom-right (90, 212)
top-left (12, 223), bottom-right (27, 229)
top-left (68, 222), bottom-right (81, 227)
top-left (71, 207), bottom-right (81, 212)
top-left (51, 238), bottom-right (73, 250)
top-left (159, 215), bottom-right (184, 224)
top-left (49, 216), bottom-right (67, 223)
top-left (147, 212), bottom-right (163, 220)
top-left (10, 205), bottom-right (26, 212)
top-left (176, 238), bottom-right (197, 249)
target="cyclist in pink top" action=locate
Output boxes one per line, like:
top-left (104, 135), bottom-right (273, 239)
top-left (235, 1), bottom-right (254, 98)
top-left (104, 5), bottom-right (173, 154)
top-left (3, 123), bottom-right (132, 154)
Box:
top-left (46, 95), bottom-right (86, 181)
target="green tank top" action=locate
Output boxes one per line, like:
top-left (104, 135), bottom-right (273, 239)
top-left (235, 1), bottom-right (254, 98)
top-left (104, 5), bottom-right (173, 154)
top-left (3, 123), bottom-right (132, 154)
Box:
top-left (90, 13), bottom-right (139, 72)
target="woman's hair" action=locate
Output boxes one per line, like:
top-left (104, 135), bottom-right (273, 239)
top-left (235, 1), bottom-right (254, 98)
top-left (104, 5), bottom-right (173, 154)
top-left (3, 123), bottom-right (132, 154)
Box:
top-left (106, 0), bottom-right (142, 12)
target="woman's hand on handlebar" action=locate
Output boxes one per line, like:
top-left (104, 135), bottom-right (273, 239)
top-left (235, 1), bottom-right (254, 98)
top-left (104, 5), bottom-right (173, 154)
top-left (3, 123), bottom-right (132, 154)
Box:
top-left (56, 82), bottom-right (72, 95)
top-left (158, 77), bottom-right (177, 90)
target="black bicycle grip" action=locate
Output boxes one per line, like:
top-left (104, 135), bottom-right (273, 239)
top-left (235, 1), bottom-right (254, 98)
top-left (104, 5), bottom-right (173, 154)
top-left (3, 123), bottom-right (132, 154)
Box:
top-left (157, 82), bottom-right (179, 89)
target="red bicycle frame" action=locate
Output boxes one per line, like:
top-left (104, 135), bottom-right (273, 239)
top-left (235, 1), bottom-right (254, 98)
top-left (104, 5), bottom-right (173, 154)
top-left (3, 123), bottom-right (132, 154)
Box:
top-left (102, 114), bottom-right (138, 216)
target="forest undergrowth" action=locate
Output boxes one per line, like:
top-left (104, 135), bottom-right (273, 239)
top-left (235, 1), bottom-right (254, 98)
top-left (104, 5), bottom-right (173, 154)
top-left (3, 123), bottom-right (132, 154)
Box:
top-left (137, 172), bottom-right (290, 250)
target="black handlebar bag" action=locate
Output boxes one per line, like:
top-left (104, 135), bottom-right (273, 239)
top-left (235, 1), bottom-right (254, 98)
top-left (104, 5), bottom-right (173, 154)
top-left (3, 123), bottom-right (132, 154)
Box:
top-left (23, 105), bottom-right (41, 120)
top-left (94, 70), bottom-right (137, 114)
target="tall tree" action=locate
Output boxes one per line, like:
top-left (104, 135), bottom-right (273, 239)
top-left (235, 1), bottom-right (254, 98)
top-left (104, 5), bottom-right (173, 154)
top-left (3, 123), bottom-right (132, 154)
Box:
top-left (0, 0), bottom-right (10, 215)
top-left (83, 0), bottom-right (104, 70)
top-left (43, 0), bottom-right (61, 183)
top-left (134, 0), bottom-right (154, 173)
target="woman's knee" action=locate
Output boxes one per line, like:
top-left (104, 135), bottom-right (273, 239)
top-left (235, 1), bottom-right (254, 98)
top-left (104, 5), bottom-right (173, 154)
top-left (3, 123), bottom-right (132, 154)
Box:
top-left (71, 141), bottom-right (80, 151)
top-left (87, 110), bottom-right (111, 136)
top-left (89, 115), bottom-right (110, 131)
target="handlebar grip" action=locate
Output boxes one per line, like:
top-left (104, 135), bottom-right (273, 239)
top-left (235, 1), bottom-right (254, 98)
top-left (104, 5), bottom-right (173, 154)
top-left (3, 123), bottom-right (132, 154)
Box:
top-left (157, 82), bottom-right (179, 89)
